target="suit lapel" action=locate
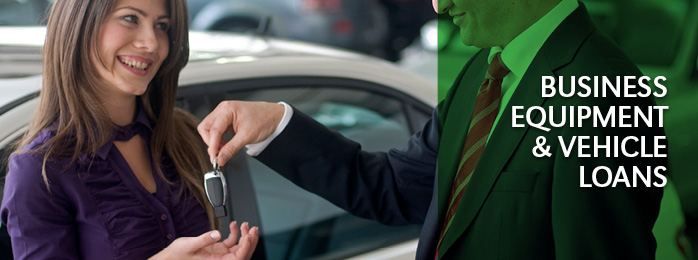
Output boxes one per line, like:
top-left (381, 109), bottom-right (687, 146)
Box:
top-left (436, 51), bottom-right (488, 221)
top-left (436, 57), bottom-right (554, 259)
top-left (436, 3), bottom-right (598, 258)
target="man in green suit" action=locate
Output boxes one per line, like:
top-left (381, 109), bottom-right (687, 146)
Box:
top-left (432, 0), bottom-right (665, 258)
top-left (198, 0), bottom-right (666, 259)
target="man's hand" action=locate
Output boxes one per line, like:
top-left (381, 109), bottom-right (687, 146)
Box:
top-left (198, 101), bottom-right (285, 165)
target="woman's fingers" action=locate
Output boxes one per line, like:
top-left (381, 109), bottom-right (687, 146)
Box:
top-left (190, 230), bottom-right (222, 251)
top-left (222, 221), bottom-right (239, 248)
top-left (240, 222), bottom-right (250, 237)
top-left (154, 230), bottom-right (221, 258)
top-left (232, 231), bottom-right (253, 259)
top-left (245, 227), bottom-right (259, 260)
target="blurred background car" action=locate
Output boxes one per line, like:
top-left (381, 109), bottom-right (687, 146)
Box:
top-left (0, 0), bottom-right (434, 61)
top-left (187, 0), bottom-right (434, 61)
top-left (187, 0), bottom-right (388, 57)
top-left (0, 26), bottom-right (435, 259)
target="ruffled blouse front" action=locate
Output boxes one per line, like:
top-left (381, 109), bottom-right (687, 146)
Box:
top-left (1, 109), bottom-right (210, 259)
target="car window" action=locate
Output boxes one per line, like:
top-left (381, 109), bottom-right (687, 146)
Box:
top-left (178, 78), bottom-right (427, 259)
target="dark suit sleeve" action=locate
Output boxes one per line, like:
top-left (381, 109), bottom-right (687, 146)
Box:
top-left (550, 96), bottom-right (664, 260)
top-left (255, 107), bottom-right (439, 225)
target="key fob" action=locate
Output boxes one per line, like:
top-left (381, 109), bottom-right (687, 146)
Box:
top-left (204, 158), bottom-right (228, 217)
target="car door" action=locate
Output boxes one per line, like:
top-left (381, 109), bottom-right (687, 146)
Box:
top-left (176, 75), bottom-right (432, 260)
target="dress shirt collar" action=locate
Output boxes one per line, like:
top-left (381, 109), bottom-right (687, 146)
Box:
top-left (95, 100), bottom-right (153, 160)
top-left (488, 0), bottom-right (579, 78)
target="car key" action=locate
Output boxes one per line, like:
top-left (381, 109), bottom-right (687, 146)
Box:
top-left (204, 158), bottom-right (228, 217)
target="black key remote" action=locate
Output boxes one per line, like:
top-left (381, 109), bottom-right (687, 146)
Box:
top-left (204, 158), bottom-right (228, 217)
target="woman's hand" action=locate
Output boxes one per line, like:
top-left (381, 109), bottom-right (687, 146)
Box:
top-left (204, 221), bottom-right (259, 258)
top-left (150, 221), bottom-right (259, 260)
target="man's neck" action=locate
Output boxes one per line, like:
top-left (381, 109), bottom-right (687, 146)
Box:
top-left (500, 0), bottom-right (563, 48)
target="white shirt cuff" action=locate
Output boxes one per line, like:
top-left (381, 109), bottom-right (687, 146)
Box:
top-left (245, 102), bottom-right (293, 156)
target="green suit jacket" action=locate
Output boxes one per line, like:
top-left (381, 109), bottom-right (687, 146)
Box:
top-left (436, 4), bottom-right (665, 259)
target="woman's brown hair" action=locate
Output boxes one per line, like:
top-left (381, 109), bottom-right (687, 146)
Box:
top-left (13, 0), bottom-right (215, 227)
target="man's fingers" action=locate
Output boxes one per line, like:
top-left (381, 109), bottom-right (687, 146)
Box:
top-left (217, 133), bottom-right (248, 166)
top-left (199, 123), bottom-right (217, 162)
top-left (197, 119), bottom-right (212, 147)
top-left (205, 139), bottom-right (227, 164)
top-left (199, 101), bottom-right (284, 165)
top-left (207, 117), bottom-right (233, 162)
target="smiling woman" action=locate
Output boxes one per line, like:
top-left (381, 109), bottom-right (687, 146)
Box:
top-left (96, 1), bottom-right (171, 101)
top-left (0, 0), bottom-right (257, 259)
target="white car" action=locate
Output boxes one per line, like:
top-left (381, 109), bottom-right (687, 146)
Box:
top-left (0, 27), bottom-right (437, 260)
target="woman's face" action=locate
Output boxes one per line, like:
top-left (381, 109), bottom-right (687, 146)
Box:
top-left (95, 0), bottom-right (170, 100)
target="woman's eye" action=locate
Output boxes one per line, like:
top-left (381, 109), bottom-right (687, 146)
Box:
top-left (122, 15), bottom-right (137, 23)
top-left (155, 22), bottom-right (170, 31)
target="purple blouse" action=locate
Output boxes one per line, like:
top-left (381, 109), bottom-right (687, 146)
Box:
top-left (1, 109), bottom-right (210, 259)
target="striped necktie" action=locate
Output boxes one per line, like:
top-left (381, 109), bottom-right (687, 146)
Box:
top-left (436, 52), bottom-right (510, 256)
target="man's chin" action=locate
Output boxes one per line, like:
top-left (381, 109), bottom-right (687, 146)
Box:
top-left (459, 31), bottom-right (478, 47)
top-left (459, 31), bottom-right (495, 48)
